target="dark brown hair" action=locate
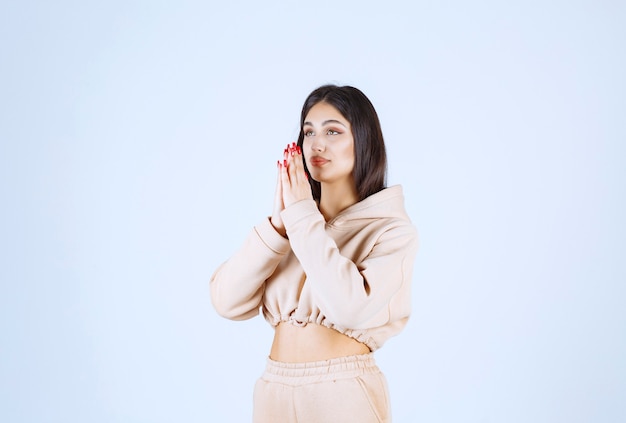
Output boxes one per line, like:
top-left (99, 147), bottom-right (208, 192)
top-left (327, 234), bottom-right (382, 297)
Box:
top-left (297, 85), bottom-right (388, 202)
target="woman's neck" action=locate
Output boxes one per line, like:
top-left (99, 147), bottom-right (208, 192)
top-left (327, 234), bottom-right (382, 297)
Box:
top-left (319, 182), bottom-right (359, 221)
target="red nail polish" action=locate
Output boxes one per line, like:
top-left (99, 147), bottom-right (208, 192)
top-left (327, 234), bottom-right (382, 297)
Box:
top-left (296, 146), bottom-right (301, 154)
top-left (283, 159), bottom-right (287, 167)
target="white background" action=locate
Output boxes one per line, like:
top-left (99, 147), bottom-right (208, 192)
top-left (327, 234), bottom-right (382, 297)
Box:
top-left (1, 1), bottom-right (624, 422)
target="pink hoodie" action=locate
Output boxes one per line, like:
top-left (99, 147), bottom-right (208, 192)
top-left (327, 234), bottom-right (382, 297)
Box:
top-left (210, 185), bottom-right (418, 351)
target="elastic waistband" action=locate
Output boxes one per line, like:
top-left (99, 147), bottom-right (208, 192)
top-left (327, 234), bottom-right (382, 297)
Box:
top-left (261, 353), bottom-right (380, 386)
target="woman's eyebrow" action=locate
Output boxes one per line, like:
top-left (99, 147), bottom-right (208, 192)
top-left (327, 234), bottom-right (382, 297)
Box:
top-left (303, 119), bottom-right (347, 128)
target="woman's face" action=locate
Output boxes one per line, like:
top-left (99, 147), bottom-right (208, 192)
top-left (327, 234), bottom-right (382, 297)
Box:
top-left (302, 102), bottom-right (355, 187)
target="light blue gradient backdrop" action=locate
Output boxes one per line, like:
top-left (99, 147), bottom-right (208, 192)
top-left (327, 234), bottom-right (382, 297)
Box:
top-left (1, 1), bottom-right (624, 421)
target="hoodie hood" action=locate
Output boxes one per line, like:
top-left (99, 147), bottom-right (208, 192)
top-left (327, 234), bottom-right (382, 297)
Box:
top-left (327, 185), bottom-right (411, 228)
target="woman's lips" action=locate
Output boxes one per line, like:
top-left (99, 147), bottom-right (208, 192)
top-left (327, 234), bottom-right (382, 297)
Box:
top-left (310, 157), bottom-right (329, 166)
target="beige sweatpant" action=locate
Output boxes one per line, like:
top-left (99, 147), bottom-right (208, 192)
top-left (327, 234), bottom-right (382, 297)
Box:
top-left (253, 353), bottom-right (391, 423)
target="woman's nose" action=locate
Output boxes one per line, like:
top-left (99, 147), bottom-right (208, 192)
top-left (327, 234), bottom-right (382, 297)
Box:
top-left (310, 137), bottom-right (325, 152)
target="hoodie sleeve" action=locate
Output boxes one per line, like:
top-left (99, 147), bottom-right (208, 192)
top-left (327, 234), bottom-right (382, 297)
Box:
top-left (281, 199), bottom-right (418, 329)
top-left (210, 217), bottom-right (291, 320)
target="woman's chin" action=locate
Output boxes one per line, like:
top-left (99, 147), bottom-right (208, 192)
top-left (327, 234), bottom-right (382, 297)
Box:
top-left (307, 171), bottom-right (322, 183)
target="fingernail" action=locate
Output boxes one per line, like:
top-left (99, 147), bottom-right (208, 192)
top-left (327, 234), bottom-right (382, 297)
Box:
top-left (296, 146), bottom-right (301, 154)
top-left (283, 160), bottom-right (287, 167)
top-left (277, 160), bottom-right (280, 167)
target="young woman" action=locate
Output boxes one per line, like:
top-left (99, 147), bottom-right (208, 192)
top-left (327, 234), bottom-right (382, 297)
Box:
top-left (210, 85), bottom-right (418, 422)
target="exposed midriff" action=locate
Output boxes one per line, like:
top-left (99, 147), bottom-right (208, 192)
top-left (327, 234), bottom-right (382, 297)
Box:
top-left (270, 322), bottom-right (370, 363)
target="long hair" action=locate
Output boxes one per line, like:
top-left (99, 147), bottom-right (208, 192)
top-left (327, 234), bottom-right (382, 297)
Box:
top-left (296, 85), bottom-right (388, 202)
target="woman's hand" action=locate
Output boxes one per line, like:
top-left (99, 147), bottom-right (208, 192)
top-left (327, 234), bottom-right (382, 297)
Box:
top-left (270, 148), bottom-right (287, 237)
top-left (271, 143), bottom-right (313, 237)
top-left (280, 142), bottom-right (313, 208)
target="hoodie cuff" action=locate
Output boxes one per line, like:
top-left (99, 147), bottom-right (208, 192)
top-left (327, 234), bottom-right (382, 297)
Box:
top-left (281, 199), bottom-right (323, 230)
top-left (254, 217), bottom-right (291, 254)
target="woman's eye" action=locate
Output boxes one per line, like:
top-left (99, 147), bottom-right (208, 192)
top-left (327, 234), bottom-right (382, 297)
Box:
top-left (327, 129), bottom-right (340, 135)
top-left (304, 130), bottom-right (314, 136)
